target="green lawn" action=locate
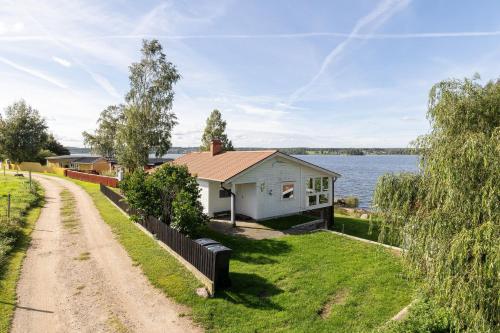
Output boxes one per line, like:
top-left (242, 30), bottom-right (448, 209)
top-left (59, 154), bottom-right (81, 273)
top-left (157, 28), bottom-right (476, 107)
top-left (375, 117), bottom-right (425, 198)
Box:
top-left (333, 214), bottom-right (381, 242)
top-left (0, 175), bottom-right (43, 333)
top-left (64, 178), bottom-right (414, 333)
top-left (257, 214), bottom-right (318, 230)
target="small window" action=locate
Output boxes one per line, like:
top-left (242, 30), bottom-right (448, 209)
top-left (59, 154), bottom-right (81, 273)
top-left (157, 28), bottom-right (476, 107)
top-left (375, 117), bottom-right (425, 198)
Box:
top-left (308, 195), bottom-right (317, 206)
top-left (319, 193), bottom-right (329, 204)
top-left (282, 183), bottom-right (294, 200)
top-left (219, 189), bottom-right (231, 198)
top-left (314, 177), bottom-right (321, 192)
top-left (322, 177), bottom-right (329, 191)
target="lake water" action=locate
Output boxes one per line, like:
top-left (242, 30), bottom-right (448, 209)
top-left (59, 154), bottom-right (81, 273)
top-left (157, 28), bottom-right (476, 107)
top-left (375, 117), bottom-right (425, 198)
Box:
top-left (297, 155), bottom-right (420, 208)
top-left (165, 153), bottom-right (420, 209)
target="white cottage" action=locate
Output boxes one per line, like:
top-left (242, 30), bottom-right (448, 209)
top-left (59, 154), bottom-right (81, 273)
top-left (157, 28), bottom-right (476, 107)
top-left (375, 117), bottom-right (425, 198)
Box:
top-left (173, 140), bottom-right (341, 225)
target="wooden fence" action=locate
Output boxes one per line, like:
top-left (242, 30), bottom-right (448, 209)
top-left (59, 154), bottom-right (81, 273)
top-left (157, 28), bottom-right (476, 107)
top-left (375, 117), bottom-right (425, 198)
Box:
top-left (66, 170), bottom-right (119, 187)
top-left (100, 184), bottom-right (230, 291)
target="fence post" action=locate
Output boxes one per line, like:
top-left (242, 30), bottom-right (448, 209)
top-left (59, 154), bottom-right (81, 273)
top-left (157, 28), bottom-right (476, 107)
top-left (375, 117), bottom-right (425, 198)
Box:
top-left (7, 193), bottom-right (11, 219)
top-left (29, 170), bottom-right (32, 191)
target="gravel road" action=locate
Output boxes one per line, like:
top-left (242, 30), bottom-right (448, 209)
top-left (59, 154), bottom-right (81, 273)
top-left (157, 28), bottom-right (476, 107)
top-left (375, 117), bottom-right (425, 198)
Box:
top-left (11, 174), bottom-right (202, 333)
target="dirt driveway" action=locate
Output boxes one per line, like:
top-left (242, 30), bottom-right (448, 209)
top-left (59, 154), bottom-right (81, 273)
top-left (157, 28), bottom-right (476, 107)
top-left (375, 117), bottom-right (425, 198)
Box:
top-left (11, 174), bottom-right (201, 333)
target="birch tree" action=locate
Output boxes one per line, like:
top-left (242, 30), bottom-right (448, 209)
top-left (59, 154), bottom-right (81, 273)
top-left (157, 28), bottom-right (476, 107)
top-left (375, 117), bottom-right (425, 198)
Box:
top-left (116, 40), bottom-right (180, 170)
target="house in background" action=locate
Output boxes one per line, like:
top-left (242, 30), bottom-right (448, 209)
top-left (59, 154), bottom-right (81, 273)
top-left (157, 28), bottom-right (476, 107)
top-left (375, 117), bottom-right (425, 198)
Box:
top-left (145, 157), bottom-right (173, 170)
top-left (69, 156), bottom-right (111, 174)
top-left (173, 140), bottom-right (340, 225)
top-left (46, 155), bottom-right (78, 168)
top-left (46, 155), bottom-right (112, 174)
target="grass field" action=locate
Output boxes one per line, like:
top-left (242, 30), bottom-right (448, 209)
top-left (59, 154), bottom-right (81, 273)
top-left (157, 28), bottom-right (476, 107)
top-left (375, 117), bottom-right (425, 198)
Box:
top-left (67, 178), bottom-right (414, 333)
top-left (0, 174), bottom-right (43, 333)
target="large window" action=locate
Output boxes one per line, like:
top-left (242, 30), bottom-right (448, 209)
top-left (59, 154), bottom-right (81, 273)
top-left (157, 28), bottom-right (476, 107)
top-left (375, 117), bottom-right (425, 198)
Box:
top-left (306, 177), bottom-right (330, 207)
top-left (281, 183), bottom-right (295, 200)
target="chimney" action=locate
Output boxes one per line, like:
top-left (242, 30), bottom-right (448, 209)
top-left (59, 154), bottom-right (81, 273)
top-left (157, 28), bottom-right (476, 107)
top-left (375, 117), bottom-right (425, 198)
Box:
top-left (210, 139), bottom-right (223, 156)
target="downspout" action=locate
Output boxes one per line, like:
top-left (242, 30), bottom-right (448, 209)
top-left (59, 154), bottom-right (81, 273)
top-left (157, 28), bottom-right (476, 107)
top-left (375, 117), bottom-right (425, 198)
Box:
top-left (331, 177), bottom-right (336, 229)
top-left (220, 183), bottom-right (236, 227)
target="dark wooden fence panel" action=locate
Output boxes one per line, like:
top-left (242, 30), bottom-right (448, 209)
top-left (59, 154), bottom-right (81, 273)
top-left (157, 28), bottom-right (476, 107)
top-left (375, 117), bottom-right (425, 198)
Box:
top-left (100, 184), bottom-right (223, 284)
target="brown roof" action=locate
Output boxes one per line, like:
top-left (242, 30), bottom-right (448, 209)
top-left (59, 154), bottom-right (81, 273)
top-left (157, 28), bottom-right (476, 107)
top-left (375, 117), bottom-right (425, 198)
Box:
top-left (172, 150), bottom-right (278, 182)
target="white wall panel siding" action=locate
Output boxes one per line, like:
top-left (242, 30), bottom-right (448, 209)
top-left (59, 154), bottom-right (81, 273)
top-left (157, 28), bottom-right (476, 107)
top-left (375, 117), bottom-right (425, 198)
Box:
top-left (208, 181), bottom-right (231, 216)
top-left (229, 156), bottom-right (333, 220)
top-left (235, 183), bottom-right (257, 219)
top-left (197, 180), bottom-right (210, 215)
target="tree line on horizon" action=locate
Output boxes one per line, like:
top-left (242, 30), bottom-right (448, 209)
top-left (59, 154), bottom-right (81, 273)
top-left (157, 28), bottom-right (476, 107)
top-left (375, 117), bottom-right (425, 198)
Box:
top-left (68, 146), bottom-right (418, 156)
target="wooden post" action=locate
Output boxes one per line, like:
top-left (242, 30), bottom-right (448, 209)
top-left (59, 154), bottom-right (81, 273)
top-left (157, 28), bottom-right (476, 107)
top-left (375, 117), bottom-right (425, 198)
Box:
top-left (321, 207), bottom-right (326, 229)
top-left (230, 183), bottom-right (236, 227)
top-left (331, 180), bottom-right (335, 229)
top-left (29, 170), bottom-right (32, 191)
top-left (7, 193), bottom-right (11, 219)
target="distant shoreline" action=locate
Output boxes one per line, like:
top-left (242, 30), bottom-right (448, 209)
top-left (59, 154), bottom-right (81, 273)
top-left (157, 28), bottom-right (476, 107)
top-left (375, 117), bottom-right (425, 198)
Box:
top-left (67, 147), bottom-right (419, 156)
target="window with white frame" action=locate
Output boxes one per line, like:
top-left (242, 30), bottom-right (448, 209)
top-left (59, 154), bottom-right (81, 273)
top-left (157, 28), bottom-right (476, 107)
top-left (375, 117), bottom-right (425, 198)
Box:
top-left (306, 176), bottom-right (330, 207)
top-left (281, 183), bottom-right (295, 200)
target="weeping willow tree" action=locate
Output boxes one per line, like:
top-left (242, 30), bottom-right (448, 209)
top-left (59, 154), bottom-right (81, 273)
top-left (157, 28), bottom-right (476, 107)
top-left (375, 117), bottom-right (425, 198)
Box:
top-left (373, 76), bottom-right (499, 332)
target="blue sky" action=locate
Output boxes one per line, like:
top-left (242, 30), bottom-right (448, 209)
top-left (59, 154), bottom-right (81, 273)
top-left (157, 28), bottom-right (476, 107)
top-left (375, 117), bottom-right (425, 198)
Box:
top-left (0, 0), bottom-right (499, 148)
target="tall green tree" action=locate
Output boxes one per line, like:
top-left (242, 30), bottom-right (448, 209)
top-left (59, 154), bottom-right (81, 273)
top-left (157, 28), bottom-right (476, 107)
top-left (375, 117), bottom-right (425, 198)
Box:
top-left (373, 76), bottom-right (499, 332)
top-left (0, 100), bottom-right (48, 165)
top-left (82, 105), bottom-right (124, 158)
top-left (44, 134), bottom-right (70, 156)
top-left (200, 109), bottom-right (233, 151)
top-left (115, 39), bottom-right (180, 170)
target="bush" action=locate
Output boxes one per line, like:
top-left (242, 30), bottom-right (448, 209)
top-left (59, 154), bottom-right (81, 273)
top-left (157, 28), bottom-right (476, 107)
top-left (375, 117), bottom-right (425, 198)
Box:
top-left (121, 164), bottom-right (207, 237)
top-left (344, 196), bottom-right (359, 208)
top-left (171, 190), bottom-right (208, 236)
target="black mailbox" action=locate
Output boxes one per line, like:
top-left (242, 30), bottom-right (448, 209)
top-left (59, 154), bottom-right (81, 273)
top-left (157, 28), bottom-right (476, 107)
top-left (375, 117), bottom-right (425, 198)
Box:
top-left (194, 238), bottom-right (220, 247)
top-left (206, 244), bottom-right (232, 289)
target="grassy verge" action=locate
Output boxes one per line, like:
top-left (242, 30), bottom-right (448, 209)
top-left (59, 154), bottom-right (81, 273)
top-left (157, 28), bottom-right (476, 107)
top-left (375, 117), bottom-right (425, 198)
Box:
top-left (59, 177), bottom-right (414, 332)
top-left (333, 214), bottom-right (381, 242)
top-left (60, 189), bottom-right (79, 233)
top-left (0, 175), bottom-right (43, 333)
top-left (257, 214), bottom-right (317, 230)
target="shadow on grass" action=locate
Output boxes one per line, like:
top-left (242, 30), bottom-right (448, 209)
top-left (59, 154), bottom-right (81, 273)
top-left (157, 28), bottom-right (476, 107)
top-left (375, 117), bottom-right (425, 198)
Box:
top-left (258, 214), bottom-right (318, 230)
top-left (217, 272), bottom-right (284, 310)
top-left (204, 227), bottom-right (292, 264)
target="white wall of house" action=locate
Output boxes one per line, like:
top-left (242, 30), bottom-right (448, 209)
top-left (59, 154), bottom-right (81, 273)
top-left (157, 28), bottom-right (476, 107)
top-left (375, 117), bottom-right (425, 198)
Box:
top-left (229, 155), bottom-right (333, 220)
top-left (235, 183), bottom-right (257, 219)
top-left (209, 181), bottom-right (231, 216)
top-left (197, 180), bottom-right (210, 215)
top-left (197, 155), bottom-right (334, 220)
top-left (198, 180), bottom-right (231, 217)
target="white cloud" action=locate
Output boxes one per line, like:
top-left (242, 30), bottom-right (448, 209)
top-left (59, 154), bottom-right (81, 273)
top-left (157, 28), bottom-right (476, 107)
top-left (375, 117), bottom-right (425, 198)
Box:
top-left (89, 72), bottom-right (121, 98)
top-left (0, 56), bottom-right (67, 89)
top-left (12, 22), bottom-right (24, 32)
top-left (237, 104), bottom-right (288, 118)
top-left (52, 56), bottom-right (72, 67)
top-left (400, 116), bottom-right (418, 122)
